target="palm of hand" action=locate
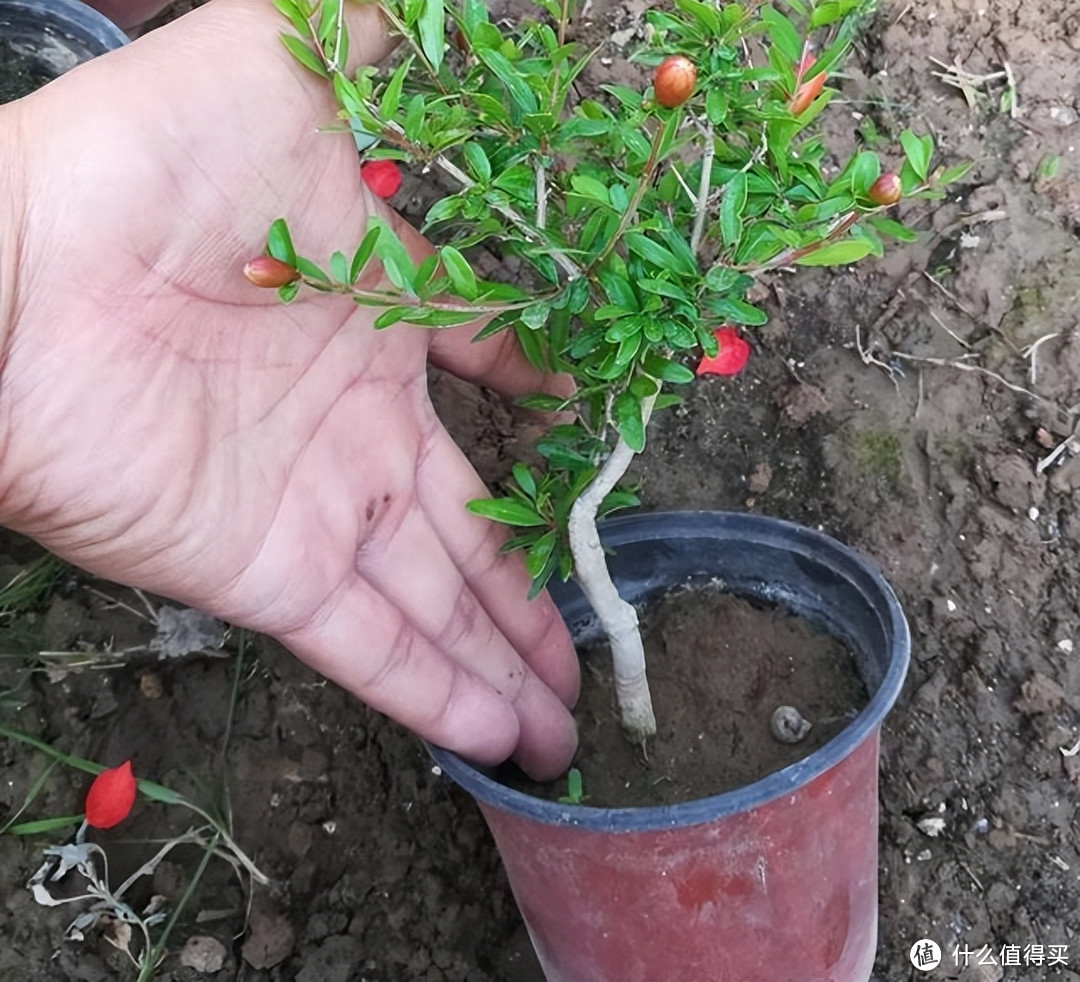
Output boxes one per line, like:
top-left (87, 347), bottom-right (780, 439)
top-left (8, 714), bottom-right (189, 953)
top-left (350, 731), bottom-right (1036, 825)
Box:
top-left (0, 2), bottom-right (577, 778)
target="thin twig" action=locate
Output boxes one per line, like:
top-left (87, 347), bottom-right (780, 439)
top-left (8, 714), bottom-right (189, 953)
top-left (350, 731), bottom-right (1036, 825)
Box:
top-left (691, 121), bottom-right (714, 256)
top-left (889, 350), bottom-right (1062, 410)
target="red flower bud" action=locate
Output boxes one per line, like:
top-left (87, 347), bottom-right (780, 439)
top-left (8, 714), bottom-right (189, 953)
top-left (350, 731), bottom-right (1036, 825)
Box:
top-left (243, 255), bottom-right (299, 288)
top-left (653, 55), bottom-right (697, 109)
top-left (867, 172), bottom-right (902, 206)
top-left (787, 54), bottom-right (825, 115)
top-left (361, 159), bottom-right (403, 198)
top-left (85, 760), bottom-right (137, 830)
top-left (696, 327), bottom-right (750, 376)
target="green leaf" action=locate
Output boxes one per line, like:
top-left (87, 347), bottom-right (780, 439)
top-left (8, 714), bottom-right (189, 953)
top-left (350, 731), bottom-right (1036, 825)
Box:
top-left (709, 297), bottom-right (768, 325)
top-left (624, 232), bottom-right (683, 276)
top-left (868, 216), bottom-right (919, 243)
top-left (440, 245), bottom-right (478, 300)
top-left (525, 530), bottom-right (557, 579)
top-left (277, 280), bottom-right (300, 303)
top-left (638, 278), bottom-right (690, 302)
top-left (462, 0), bottom-right (487, 35)
top-left (598, 272), bottom-right (638, 312)
top-left (465, 498), bottom-right (547, 526)
top-left (403, 93), bottom-right (426, 141)
top-left (371, 218), bottom-right (417, 292)
top-left (642, 352), bottom-right (695, 384)
top-left (329, 250), bottom-right (349, 284)
top-left (613, 391), bottom-right (645, 452)
top-left (850, 150), bottom-right (881, 196)
top-left (380, 58), bottom-right (410, 120)
top-left (569, 174), bottom-right (611, 205)
top-left (6, 814), bottom-right (86, 835)
top-left (899, 129), bottom-right (932, 182)
top-left (477, 48), bottom-right (539, 114)
top-left (350, 226), bottom-right (381, 283)
top-left (759, 6), bottom-right (802, 62)
top-left (720, 172), bottom-right (748, 249)
top-left (705, 87), bottom-right (729, 126)
top-left (272, 0), bottom-right (310, 36)
top-left (266, 217), bottom-right (296, 266)
top-left (795, 239), bottom-right (876, 266)
top-left (419, 0), bottom-right (445, 72)
top-left (279, 33), bottom-right (329, 78)
top-left (521, 302), bottom-right (552, 330)
top-left (373, 306), bottom-right (412, 329)
top-left (463, 142), bottom-right (491, 182)
top-left (938, 160), bottom-right (974, 185)
top-left (512, 462), bottom-right (537, 498)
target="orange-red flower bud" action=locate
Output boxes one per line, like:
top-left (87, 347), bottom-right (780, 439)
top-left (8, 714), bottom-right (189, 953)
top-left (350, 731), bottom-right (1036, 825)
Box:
top-left (243, 255), bottom-right (300, 288)
top-left (867, 172), bottom-right (903, 206)
top-left (787, 54), bottom-right (825, 115)
top-left (653, 56), bottom-right (697, 109)
top-left (85, 760), bottom-right (137, 830)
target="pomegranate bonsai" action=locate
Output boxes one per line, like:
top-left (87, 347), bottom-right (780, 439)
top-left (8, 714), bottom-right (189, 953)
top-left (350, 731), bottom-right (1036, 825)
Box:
top-left (254, 0), bottom-right (967, 747)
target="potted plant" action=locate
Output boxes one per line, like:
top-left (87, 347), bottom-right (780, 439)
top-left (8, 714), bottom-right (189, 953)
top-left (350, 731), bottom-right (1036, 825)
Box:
top-left (246, 0), bottom-right (964, 977)
top-left (0, 0), bottom-right (128, 104)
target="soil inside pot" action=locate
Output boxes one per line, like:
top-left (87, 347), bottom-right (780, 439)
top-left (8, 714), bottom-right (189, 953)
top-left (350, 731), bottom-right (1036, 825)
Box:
top-left (504, 586), bottom-right (868, 809)
top-left (0, 38), bottom-right (58, 103)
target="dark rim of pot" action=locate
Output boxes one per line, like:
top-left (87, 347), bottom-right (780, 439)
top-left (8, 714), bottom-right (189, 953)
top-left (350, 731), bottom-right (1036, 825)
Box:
top-left (0, 0), bottom-right (129, 56)
top-left (428, 510), bottom-right (911, 833)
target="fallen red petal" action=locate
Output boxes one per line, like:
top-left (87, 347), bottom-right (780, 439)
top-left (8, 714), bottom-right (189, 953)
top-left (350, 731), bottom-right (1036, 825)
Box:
top-left (696, 327), bottom-right (750, 376)
top-left (361, 159), bottom-right (403, 198)
top-left (85, 760), bottom-right (137, 830)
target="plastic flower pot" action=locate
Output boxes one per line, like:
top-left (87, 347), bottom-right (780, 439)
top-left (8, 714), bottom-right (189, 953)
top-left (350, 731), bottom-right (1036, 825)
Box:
top-left (430, 510), bottom-right (910, 982)
top-left (0, 0), bottom-right (127, 104)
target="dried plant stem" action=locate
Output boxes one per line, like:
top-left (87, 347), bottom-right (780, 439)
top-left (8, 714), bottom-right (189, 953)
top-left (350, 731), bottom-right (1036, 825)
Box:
top-left (567, 392), bottom-right (659, 743)
top-left (691, 121), bottom-right (714, 256)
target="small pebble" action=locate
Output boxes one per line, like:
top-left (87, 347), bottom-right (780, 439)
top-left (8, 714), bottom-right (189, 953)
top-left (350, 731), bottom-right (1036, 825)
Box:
top-left (770, 705), bottom-right (812, 743)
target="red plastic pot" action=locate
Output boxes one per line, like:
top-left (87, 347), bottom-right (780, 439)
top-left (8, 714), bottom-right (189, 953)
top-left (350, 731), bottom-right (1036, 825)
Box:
top-left (430, 511), bottom-right (910, 982)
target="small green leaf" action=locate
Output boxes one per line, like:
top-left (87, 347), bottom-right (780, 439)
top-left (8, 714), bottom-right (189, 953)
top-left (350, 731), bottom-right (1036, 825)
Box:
top-left (477, 48), bottom-right (539, 114)
top-left (267, 218), bottom-right (296, 266)
top-left (419, 0), bottom-right (445, 72)
top-left (350, 226), bottom-right (381, 283)
top-left (642, 353), bottom-right (695, 384)
top-left (440, 246), bottom-right (478, 300)
top-left (512, 462), bottom-right (537, 498)
top-left (613, 391), bottom-right (645, 452)
top-left (868, 216), bottom-right (919, 243)
top-left (463, 142), bottom-right (492, 182)
top-left (569, 174), bottom-right (611, 205)
top-left (272, 0), bottom-right (310, 36)
top-left (937, 160), bottom-right (974, 186)
top-left (6, 815), bottom-right (85, 835)
top-left (795, 239), bottom-right (876, 266)
top-left (277, 280), bottom-right (301, 303)
top-left (380, 58), bottom-right (411, 120)
top-left (720, 172), bottom-right (748, 249)
top-left (850, 151), bottom-right (881, 196)
top-left (373, 306), bottom-right (411, 329)
top-left (329, 250), bottom-right (349, 284)
top-left (899, 129), bottom-right (932, 182)
top-left (525, 530), bottom-right (557, 578)
top-left (466, 498), bottom-right (547, 527)
top-left (279, 33), bottom-right (330, 78)
top-left (521, 302), bottom-right (552, 330)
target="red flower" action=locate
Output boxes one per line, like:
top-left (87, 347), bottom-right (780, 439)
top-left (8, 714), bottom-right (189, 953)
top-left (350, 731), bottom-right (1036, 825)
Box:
top-left (85, 760), bottom-right (137, 830)
top-left (361, 160), bottom-right (403, 198)
top-left (696, 327), bottom-right (750, 376)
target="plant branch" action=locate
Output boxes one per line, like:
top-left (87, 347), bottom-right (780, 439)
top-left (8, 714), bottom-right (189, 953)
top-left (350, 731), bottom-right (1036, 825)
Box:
top-left (691, 120), bottom-right (714, 256)
top-left (741, 209), bottom-right (859, 272)
top-left (588, 122), bottom-right (669, 273)
top-left (567, 389), bottom-right (659, 743)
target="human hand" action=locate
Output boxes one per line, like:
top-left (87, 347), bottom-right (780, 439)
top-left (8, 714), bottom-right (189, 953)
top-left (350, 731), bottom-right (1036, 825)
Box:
top-left (0, 1), bottom-right (579, 779)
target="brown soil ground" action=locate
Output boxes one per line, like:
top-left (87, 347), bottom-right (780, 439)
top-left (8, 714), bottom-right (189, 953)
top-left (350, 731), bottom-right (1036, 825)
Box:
top-left (1, 1), bottom-right (1077, 980)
